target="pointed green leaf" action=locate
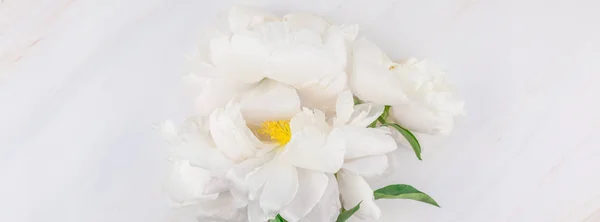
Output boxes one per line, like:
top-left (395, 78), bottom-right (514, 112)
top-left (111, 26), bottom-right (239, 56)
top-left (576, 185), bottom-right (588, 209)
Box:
top-left (353, 96), bottom-right (362, 105)
top-left (336, 202), bottom-right (362, 222)
top-left (368, 120), bottom-right (378, 128)
top-left (374, 184), bottom-right (440, 207)
top-left (380, 105), bottom-right (391, 120)
top-left (269, 214), bottom-right (287, 222)
top-left (383, 123), bottom-right (422, 160)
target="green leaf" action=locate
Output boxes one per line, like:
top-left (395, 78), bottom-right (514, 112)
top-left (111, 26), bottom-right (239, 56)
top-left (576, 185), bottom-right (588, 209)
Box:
top-left (269, 214), bottom-right (287, 222)
top-left (353, 96), bottom-right (362, 105)
top-left (336, 202), bottom-right (361, 222)
top-left (380, 105), bottom-right (391, 120)
top-left (367, 120), bottom-right (378, 128)
top-left (383, 123), bottom-right (422, 160)
top-left (374, 184), bottom-right (440, 207)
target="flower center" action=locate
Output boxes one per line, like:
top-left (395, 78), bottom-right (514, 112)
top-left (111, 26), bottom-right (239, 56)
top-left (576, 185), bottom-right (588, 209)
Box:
top-left (258, 120), bottom-right (291, 146)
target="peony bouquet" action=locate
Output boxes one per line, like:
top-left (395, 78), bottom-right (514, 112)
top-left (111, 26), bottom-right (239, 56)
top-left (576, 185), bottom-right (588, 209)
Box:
top-left (158, 6), bottom-right (464, 222)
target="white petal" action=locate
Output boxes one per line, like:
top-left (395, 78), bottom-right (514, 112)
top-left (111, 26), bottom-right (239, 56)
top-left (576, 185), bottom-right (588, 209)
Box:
top-left (296, 72), bottom-right (347, 114)
top-left (227, 152), bottom-right (275, 207)
top-left (227, 153), bottom-right (274, 190)
top-left (229, 6), bottom-right (279, 33)
top-left (196, 192), bottom-right (247, 222)
top-left (167, 160), bottom-right (216, 203)
top-left (347, 103), bottom-right (385, 128)
top-left (302, 174), bottom-right (341, 222)
top-left (336, 171), bottom-right (381, 220)
top-left (238, 79), bottom-right (301, 124)
top-left (174, 134), bottom-right (233, 173)
top-left (280, 127), bottom-right (345, 173)
top-left (333, 90), bottom-right (355, 126)
top-left (196, 78), bottom-right (256, 116)
top-left (365, 152), bottom-right (399, 182)
top-left (283, 13), bottom-right (330, 34)
top-left (342, 155), bottom-right (389, 177)
top-left (338, 126), bottom-right (397, 159)
top-left (259, 162), bottom-right (299, 212)
top-left (349, 39), bottom-right (408, 105)
top-left (323, 25), bottom-right (354, 68)
top-left (209, 104), bottom-right (263, 161)
top-left (245, 156), bottom-right (278, 200)
top-left (390, 103), bottom-right (455, 135)
top-left (266, 44), bottom-right (338, 86)
top-left (280, 169), bottom-right (329, 222)
top-left (211, 32), bottom-right (270, 83)
top-left (289, 108), bottom-right (330, 134)
top-left (248, 201), bottom-right (271, 222)
top-left (255, 21), bottom-right (288, 49)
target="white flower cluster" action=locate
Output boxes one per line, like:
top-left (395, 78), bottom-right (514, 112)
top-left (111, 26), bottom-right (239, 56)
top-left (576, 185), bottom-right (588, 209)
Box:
top-left (160, 6), bottom-right (464, 222)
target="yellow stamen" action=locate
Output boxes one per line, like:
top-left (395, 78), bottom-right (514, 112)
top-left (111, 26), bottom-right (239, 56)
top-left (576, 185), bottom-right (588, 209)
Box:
top-left (258, 120), bottom-right (291, 146)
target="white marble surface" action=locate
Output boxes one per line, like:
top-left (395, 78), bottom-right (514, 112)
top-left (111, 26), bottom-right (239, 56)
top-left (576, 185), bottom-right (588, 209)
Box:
top-left (2, 0), bottom-right (600, 221)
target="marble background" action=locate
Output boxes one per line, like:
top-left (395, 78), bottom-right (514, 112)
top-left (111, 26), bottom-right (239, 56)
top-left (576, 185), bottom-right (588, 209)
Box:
top-left (1, 0), bottom-right (600, 221)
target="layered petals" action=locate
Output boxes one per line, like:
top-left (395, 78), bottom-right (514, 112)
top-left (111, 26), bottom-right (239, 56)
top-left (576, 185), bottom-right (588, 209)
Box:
top-left (333, 90), bottom-right (385, 127)
top-left (348, 39), bottom-right (409, 105)
top-left (280, 169), bottom-right (329, 222)
top-left (337, 126), bottom-right (397, 159)
top-left (302, 174), bottom-right (342, 222)
top-left (280, 126), bottom-right (346, 173)
top-left (237, 79), bottom-right (301, 124)
top-left (209, 104), bottom-right (264, 161)
top-left (337, 171), bottom-right (381, 220)
top-left (349, 39), bottom-right (465, 135)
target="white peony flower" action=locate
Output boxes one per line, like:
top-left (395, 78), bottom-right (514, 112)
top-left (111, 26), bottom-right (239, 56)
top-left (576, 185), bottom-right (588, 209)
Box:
top-left (332, 91), bottom-right (398, 220)
top-left (189, 6), bottom-right (358, 118)
top-left (230, 107), bottom-right (346, 222)
top-left (159, 104), bottom-right (273, 222)
top-left (349, 39), bottom-right (465, 135)
top-left (165, 6), bottom-right (459, 222)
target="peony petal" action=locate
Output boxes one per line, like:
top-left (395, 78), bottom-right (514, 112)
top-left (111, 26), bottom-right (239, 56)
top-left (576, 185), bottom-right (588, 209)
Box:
top-left (302, 174), bottom-right (341, 222)
top-left (336, 170), bottom-right (381, 220)
top-left (295, 71), bottom-right (348, 114)
top-left (333, 90), bottom-right (356, 126)
top-left (167, 160), bottom-right (217, 203)
top-left (229, 6), bottom-right (279, 33)
top-left (280, 169), bottom-right (329, 222)
top-left (211, 32), bottom-right (270, 83)
top-left (227, 152), bottom-right (276, 207)
top-left (266, 44), bottom-right (338, 86)
top-left (390, 102), bottom-right (455, 135)
top-left (364, 152), bottom-right (400, 182)
top-left (290, 29), bottom-right (323, 45)
top-left (349, 39), bottom-right (409, 105)
top-left (209, 103), bottom-right (263, 161)
top-left (248, 201), bottom-right (271, 222)
top-left (196, 192), bottom-right (248, 222)
top-left (342, 155), bottom-right (389, 177)
top-left (259, 162), bottom-right (299, 212)
top-left (227, 153), bottom-right (275, 190)
top-left (201, 176), bottom-right (231, 195)
top-left (289, 108), bottom-right (331, 133)
top-left (174, 133), bottom-right (233, 173)
top-left (347, 103), bottom-right (385, 128)
top-left (196, 78), bottom-right (256, 116)
top-left (323, 25), bottom-right (354, 69)
top-left (280, 127), bottom-right (345, 173)
top-left (338, 126), bottom-right (397, 159)
top-left (237, 79), bottom-right (302, 124)
top-left (283, 13), bottom-right (330, 34)
top-left (246, 161), bottom-right (274, 201)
